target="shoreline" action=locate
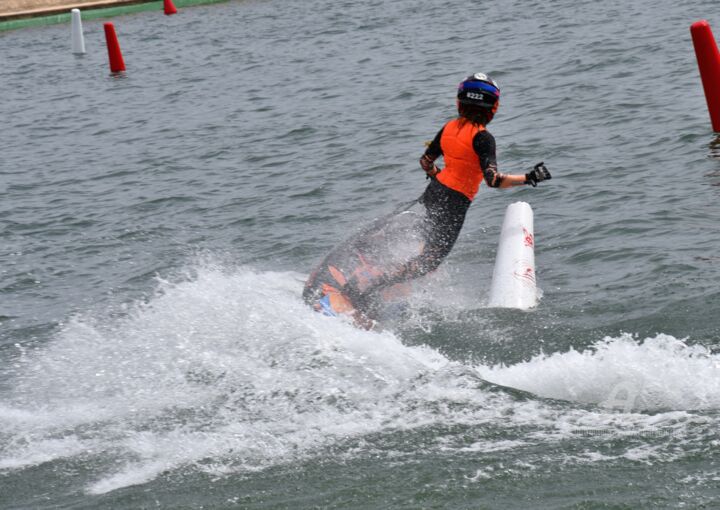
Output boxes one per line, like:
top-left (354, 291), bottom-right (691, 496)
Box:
top-left (0, 0), bottom-right (229, 31)
top-left (0, 0), bottom-right (150, 20)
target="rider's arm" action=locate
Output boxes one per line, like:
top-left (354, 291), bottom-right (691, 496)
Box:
top-left (420, 128), bottom-right (444, 178)
top-left (474, 131), bottom-right (529, 188)
top-left (424, 127), bottom-right (444, 160)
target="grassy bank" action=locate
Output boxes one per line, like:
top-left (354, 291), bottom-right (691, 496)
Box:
top-left (0, 0), bottom-right (229, 32)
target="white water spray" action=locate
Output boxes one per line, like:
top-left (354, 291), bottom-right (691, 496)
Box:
top-left (1, 263), bottom-right (719, 494)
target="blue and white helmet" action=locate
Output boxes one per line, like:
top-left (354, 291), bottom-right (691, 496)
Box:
top-left (457, 72), bottom-right (500, 108)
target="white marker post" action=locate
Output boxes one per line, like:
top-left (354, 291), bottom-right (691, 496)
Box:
top-left (71, 9), bottom-right (85, 55)
top-left (488, 201), bottom-right (538, 309)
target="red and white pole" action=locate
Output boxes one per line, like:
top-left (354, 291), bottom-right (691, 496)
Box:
top-left (104, 23), bottom-right (126, 74)
top-left (691, 20), bottom-right (720, 132)
top-left (488, 202), bottom-right (538, 310)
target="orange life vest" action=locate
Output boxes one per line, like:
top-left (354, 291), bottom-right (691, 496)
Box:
top-left (436, 118), bottom-right (485, 201)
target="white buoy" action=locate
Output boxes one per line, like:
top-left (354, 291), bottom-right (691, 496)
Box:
top-left (71, 9), bottom-right (86, 55)
top-left (488, 201), bottom-right (538, 309)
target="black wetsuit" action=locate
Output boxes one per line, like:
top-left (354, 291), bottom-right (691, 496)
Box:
top-left (318, 124), bottom-right (505, 314)
top-left (408, 126), bottom-right (503, 276)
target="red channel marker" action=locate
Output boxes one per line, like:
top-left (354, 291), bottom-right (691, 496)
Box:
top-left (164, 0), bottom-right (178, 15)
top-left (104, 23), bottom-right (126, 73)
top-left (691, 20), bottom-right (720, 132)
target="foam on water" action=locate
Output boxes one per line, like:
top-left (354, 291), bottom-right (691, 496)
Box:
top-left (0, 262), bottom-right (718, 494)
top-left (478, 333), bottom-right (720, 412)
top-left (0, 262), bottom-right (460, 493)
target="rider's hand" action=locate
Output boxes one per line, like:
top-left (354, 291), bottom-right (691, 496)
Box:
top-left (525, 162), bottom-right (551, 187)
top-left (420, 154), bottom-right (440, 179)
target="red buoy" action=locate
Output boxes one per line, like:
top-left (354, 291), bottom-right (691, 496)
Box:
top-left (691, 20), bottom-right (720, 132)
top-left (103, 23), bottom-right (126, 74)
top-left (164, 0), bottom-right (178, 15)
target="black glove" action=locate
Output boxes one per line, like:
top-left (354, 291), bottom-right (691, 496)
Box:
top-left (420, 154), bottom-right (440, 180)
top-left (525, 162), bottom-right (551, 187)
